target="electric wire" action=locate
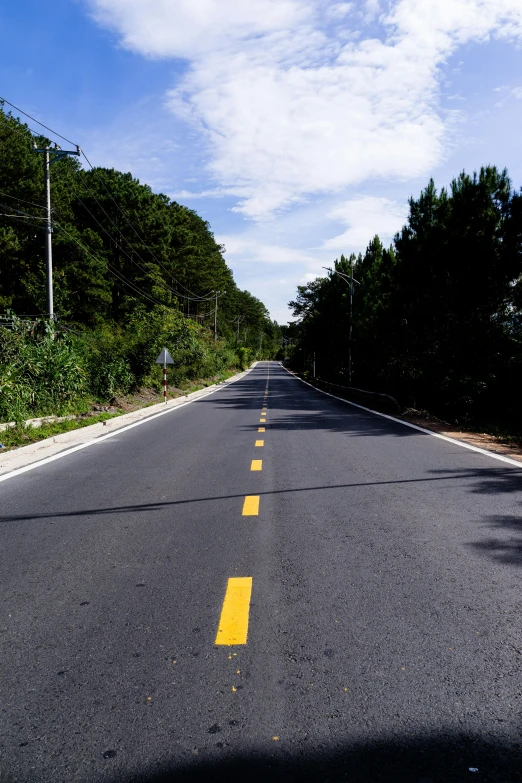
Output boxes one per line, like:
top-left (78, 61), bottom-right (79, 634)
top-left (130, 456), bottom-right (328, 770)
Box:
top-left (53, 219), bottom-right (175, 309)
top-left (0, 101), bottom-right (211, 301)
top-left (0, 189), bottom-right (46, 210)
top-left (0, 213), bottom-right (47, 219)
top-left (0, 98), bottom-right (219, 316)
top-left (0, 112), bottom-right (49, 142)
top-left (52, 170), bottom-right (178, 295)
top-left (0, 202), bottom-right (47, 223)
top-left (59, 164), bottom-right (214, 302)
top-left (81, 150), bottom-right (215, 300)
top-left (0, 96), bottom-right (78, 146)
top-left (52, 167), bottom-right (216, 304)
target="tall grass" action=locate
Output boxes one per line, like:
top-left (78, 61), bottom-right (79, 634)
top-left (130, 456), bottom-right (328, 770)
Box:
top-left (0, 307), bottom-right (244, 423)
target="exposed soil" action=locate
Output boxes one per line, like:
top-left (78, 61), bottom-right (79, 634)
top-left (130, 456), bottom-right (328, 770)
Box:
top-left (111, 373), bottom-right (233, 413)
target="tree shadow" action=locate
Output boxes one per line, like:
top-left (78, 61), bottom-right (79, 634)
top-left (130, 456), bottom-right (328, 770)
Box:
top-left (3, 468), bottom-right (520, 525)
top-left (209, 375), bottom-right (422, 439)
top-left (113, 732), bottom-right (521, 783)
top-left (468, 513), bottom-right (522, 567)
top-left (426, 467), bottom-right (522, 496)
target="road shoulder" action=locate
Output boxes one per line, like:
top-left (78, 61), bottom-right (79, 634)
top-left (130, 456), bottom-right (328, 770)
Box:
top-left (0, 365), bottom-right (255, 478)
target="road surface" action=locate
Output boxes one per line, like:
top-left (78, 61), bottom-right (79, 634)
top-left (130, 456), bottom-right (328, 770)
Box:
top-left (0, 361), bottom-right (521, 782)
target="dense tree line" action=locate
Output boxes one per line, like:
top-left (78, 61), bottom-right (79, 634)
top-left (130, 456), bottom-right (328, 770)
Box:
top-left (0, 104), bottom-right (281, 421)
top-left (288, 166), bottom-right (522, 430)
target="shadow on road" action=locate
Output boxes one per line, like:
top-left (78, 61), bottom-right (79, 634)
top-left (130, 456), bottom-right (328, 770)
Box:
top-left (111, 732), bottom-right (520, 783)
top-left (2, 468), bottom-right (520, 523)
top-left (468, 513), bottom-right (522, 567)
top-left (207, 373), bottom-right (420, 439)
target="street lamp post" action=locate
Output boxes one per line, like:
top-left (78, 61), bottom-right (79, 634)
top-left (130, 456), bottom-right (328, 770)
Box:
top-left (323, 265), bottom-right (360, 384)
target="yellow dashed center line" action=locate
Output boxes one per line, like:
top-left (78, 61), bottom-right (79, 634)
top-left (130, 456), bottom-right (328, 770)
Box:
top-left (255, 440), bottom-right (264, 447)
top-left (258, 427), bottom-right (265, 433)
top-left (260, 418), bottom-right (266, 423)
top-left (251, 459), bottom-right (262, 471)
top-left (215, 577), bottom-right (253, 645)
top-left (242, 495), bottom-right (259, 515)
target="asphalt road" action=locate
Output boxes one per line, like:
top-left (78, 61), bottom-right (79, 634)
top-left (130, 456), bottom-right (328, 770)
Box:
top-left (0, 361), bottom-right (521, 783)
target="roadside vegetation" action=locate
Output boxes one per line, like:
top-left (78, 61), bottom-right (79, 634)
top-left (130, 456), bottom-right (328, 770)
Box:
top-left (285, 166), bottom-right (522, 438)
top-left (0, 104), bottom-right (282, 436)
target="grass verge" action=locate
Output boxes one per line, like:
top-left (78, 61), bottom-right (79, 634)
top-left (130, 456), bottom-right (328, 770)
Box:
top-left (0, 365), bottom-right (245, 452)
top-left (0, 412), bottom-right (123, 451)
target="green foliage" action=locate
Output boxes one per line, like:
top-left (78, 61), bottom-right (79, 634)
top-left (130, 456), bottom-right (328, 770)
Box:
top-left (0, 106), bottom-right (281, 424)
top-left (236, 346), bottom-right (252, 370)
top-left (0, 332), bottom-right (87, 421)
top-left (289, 166), bottom-right (522, 430)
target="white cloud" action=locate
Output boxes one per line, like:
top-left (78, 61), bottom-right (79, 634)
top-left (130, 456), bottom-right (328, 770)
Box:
top-left (86, 0), bottom-right (312, 58)
top-left (86, 0), bottom-right (522, 221)
top-left (327, 3), bottom-right (354, 20)
top-left (170, 187), bottom-right (239, 200)
top-left (324, 195), bottom-right (408, 249)
top-left (218, 235), bottom-right (319, 266)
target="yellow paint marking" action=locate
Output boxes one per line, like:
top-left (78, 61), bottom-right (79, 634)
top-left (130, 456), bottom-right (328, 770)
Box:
top-left (255, 440), bottom-right (264, 447)
top-left (251, 460), bottom-right (262, 471)
top-left (215, 577), bottom-right (253, 645)
top-left (261, 410), bottom-right (267, 415)
top-left (260, 418), bottom-right (266, 423)
top-left (258, 427), bottom-right (265, 433)
top-left (242, 495), bottom-right (259, 515)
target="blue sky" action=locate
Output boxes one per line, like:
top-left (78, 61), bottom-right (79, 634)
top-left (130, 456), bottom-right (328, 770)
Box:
top-left (1, 0), bottom-right (521, 322)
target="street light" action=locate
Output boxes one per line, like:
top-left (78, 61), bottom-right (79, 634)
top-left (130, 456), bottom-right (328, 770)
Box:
top-left (323, 265), bottom-right (360, 384)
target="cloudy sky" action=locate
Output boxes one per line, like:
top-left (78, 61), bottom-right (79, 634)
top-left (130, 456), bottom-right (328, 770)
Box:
top-left (2, 0), bottom-right (521, 321)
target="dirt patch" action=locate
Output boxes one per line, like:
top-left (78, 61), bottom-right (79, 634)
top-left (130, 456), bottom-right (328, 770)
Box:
top-left (398, 409), bottom-right (522, 464)
top-left (111, 373), bottom-right (233, 413)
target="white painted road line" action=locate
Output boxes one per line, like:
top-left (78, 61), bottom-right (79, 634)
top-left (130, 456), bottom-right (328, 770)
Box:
top-left (0, 367), bottom-right (257, 484)
top-left (282, 366), bottom-right (522, 469)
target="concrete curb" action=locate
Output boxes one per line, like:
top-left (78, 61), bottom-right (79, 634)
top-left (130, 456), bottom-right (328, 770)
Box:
top-left (0, 365), bottom-right (256, 478)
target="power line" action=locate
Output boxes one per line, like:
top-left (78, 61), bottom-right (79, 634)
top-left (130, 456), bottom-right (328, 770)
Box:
top-left (0, 213), bottom-right (47, 219)
top-left (81, 150), bottom-right (215, 300)
top-left (0, 97), bottom-right (221, 312)
top-left (0, 96), bottom-right (78, 146)
top-left (0, 201), bottom-right (47, 218)
top-left (0, 189), bottom-right (46, 210)
top-left (0, 101), bottom-right (213, 301)
top-left (58, 164), bottom-right (214, 302)
top-left (52, 167), bottom-right (216, 304)
top-left (52, 170), bottom-right (172, 288)
top-left (0, 112), bottom-right (49, 142)
top-left (53, 219), bottom-right (173, 310)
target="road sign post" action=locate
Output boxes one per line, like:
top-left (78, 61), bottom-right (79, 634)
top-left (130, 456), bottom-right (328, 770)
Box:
top-left (155, 347), bottom-right (174, 404)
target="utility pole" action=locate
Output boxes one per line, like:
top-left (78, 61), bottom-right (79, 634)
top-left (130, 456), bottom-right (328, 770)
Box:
top-left (34, 142), bottom-right (81, 328)
top-left (214, 291), bottom-right (219, 345)
top-left (213, 290), bottom-right (225, 345)
top-left (235, 315), bottom-right (243, 343)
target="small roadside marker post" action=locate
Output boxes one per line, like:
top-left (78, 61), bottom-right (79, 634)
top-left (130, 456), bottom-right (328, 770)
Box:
top-left (155, 347), bottom-right (174, 403)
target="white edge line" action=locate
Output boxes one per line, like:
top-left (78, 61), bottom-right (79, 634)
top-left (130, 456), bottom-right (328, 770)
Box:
top-left (0, 367), bottom-right (255, 483)
top-left (282, 365), bottom-right (522, 469)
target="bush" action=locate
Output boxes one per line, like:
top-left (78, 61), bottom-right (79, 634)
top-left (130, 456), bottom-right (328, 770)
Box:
top-left (0, 307), bottom-right (245, 423)
top-left (0, 333), bottom-right (87, 421)
top-left (237, 346), bottom-right (252, 370)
